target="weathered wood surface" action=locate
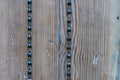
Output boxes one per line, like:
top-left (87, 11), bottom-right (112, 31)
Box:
top-left (0, 0), bottom-right (120, 80)
top-left (32, 0), bottom-right (58, 80)
top-left (0, 0), bottom-right (58, 80)
top-left (60, 0), bottom-right (120, 80)
top-left (0, 0), bottom-right (27, 80)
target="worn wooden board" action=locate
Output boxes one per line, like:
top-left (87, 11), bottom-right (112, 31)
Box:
top-left (32, 0), bottom-right (58, 80)
top-left (59, 0), bottom-right (120, 80)
top-left (0, 0), bottom-right (58, 80)
top-left (0, 0), bottom-right (120, 80)
top-left (0, 0), bottom-right (27, 80)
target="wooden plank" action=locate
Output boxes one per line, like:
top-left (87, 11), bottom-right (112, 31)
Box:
top-left (116, 0), bottom-right (120, 80)
top-left (32, 0), bottom-right (58, 80)
top-left (0, 0), bottom-right (120, 80)
top-left (110, 0), bottom-right (120, 80)
top-left (0, 0), bottom-right (27, 80)
top-left (59, 0), bottom-right (119, 80)
top-left (0, 0), bottom-right (58, 80)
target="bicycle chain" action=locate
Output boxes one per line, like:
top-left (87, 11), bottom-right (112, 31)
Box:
top-left (27, 0), bottom-right (32, 80)
top-left (66, 0), bottom-right (72, 80)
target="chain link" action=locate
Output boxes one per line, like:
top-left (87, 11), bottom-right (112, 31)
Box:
top-left (26, 0), bottom-right (72, 79)
top-left (27, 0), bottom-right (32, 80)
top-left (66, 0), bottom-right (72, 80)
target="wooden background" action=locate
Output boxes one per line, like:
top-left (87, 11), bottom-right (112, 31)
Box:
top-left (0, 0), bottom-right (120, 80)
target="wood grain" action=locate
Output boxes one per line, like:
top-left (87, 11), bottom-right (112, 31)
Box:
top-left (0, 0), bottom-right (27, 80)
top-left (59, 0), bottom-right (119, 80)
top-left (0, 0), bottom-right (120, 80)
top-left (32, 0), bottom-right (58, 80)
top-left (0, 0), bottom-right (58, 80)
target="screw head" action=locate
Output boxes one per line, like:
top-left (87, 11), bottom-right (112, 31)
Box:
top-left (28, 51), bottom-right (32, 57)
top-left (66, 45), bottom-right (71, 50)
top-left (28, 16), bottom-right (32, 22)
top-left (67, 52), bottom-right (72, 58)
top-left (27, 25), bottom-right (32, 31)
top-left (27, 34), bottom-right (32, 40)
top-left (67, 71), bottom-right (71, 76)
top-left (27, 7), bottom-right (32, 13)
top-left (67, 0), bottom-right (71, 5)
top-left (28, 0), bottom-right (32, 4)
top-left (66, 35), bottom-right (72, 41)
top-left (67, 62), bottom-right (71, 67)
top-left (28, 59), bottom-right (32, 66)
top-left (67, 26), bottom-right (71, 32)
top-left (67, 8), bottom-right (72, 14)
top-left (67, 18), bottom-right (71, 23)
top-left (28, 69), bottom-right (32, 74)
top-left (28, 78), bottom-right (32, 80)
top-left (27, 42), bottom-right (32, 48)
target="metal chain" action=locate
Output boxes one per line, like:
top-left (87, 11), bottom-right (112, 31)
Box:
top-left (26, 0), bottom-right (72, 80)
top-left (27, 0), bottom-right (32, 80)
top-left (66, 0), bottom-right (72, 80)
